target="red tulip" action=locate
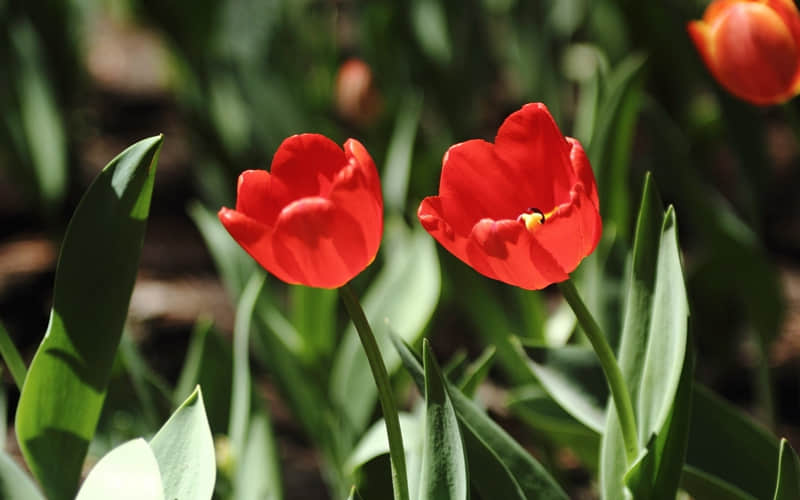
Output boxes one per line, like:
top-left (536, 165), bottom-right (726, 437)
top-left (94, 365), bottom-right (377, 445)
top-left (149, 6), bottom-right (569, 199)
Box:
top-left (418, 103), bottom-right (601, 290)
top-left (219, 134), bottom-right (383, 289)
top-left (688, 0), bottom-right (800, 105)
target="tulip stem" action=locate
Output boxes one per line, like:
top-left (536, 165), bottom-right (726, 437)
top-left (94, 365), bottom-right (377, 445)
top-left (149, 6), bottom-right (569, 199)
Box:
top-left (339, 284), bottom-right (409, 500)
top-left (558, 279), bottom-right (639, 465)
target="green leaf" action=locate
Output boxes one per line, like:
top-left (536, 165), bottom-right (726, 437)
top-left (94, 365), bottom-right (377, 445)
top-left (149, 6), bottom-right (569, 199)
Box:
top-left (188, 201), bottom-right (257, 300)
top-left (174, 319), bottom-right (233, 434)
top-left (602, 176), bottom-right (692, 499)
top-left (10, 19), bottom-right (67, 211)
top-left (345, 413), bottom-right (424, 476)
top-left (0, 451), bottom-right (44, 500)
top-left (392, 334), bottom-right (568, 500)
top-left (419, 340), bottom-right (467, 500)
top-left (346, 410), bottom-right (425, 499)
top-left (383, 93), bottom-right (423, 214)
top-left (229, 273), bottom-right (267, 462)
top-left (515, 343), bottom-right (607, 433)
top-left (411, 0), bottom-right (452, 66)
top-left (773, 439), bottom-right (800, 500)
top-left (150, 387), bottom-right (216, 500)
top-left (587, 53), bottom-right (647, 241)
top-left (234, 411), bottom-right (283, 500)
top-left (457, 346), bottom-right (495, 399)
top-left (683, 385), bottom-right (779, 500)
top-left (680, 466), bottom-right (758, 500)
top-left (507, 386), bottom-right (601, 471)
top-left (0, 319), bottom-right (27, 391)
top-left (289, 285), bottom-right (336, 362)
top-left (330, 220), bottom-right (440, 435)
top-left (15, 135), bottom-right (161, 500)
top-left (75, 439), bottom-right (164, 500)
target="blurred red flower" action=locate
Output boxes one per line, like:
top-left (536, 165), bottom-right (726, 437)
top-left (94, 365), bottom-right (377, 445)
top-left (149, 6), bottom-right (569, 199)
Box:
top-left (688, 0), bottom-right (800, 105)
top-left (219, 134), bottom-right (383, 289)
top-left (418, 103), bottom-right (601, 290)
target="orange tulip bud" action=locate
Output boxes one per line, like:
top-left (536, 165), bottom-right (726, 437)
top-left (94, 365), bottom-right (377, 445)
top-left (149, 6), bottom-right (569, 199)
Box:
top-left (335, 58), bottom-right (382, 125)
top-left (688, 0), bottom-right (800, 105)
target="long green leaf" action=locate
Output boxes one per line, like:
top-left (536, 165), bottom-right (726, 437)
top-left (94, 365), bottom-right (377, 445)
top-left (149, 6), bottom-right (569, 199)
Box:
top-left (515, 343), bottom-right (608, 433)
top-left (15, 135), bottom-right (161, 500)
top-left (392, 334), bottom-right (568, 500)
top-left (229, 273), bottom-right (267, 462)
top-left (234, 411), bottom-right (283, 500)
top-left (0, 320), bottom-right (27, 391)
top-left (602, 176), bottom-right (691, 499)
top-left (419, 340), bottom-right (467, 500)
top-left (773, 439), bottom-right (800, 500)
top-left (383, 93), bottom-right (423, 214)
top-left (149, 386), bottom-right (216, 500)
top-left (75, 439), bottom-right (164, 500)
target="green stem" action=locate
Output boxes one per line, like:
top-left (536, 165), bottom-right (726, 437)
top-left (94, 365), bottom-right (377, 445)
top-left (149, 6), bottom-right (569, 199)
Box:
top-left (558, 280), bottom-right (639, 465)
top-left (339, 284), bottom-right (409, 500)
top-left (0, 320), bottom-right (27, 390)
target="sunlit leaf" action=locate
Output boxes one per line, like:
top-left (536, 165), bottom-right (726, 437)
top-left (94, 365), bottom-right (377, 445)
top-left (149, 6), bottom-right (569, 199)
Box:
top-left (75, 439), bottom-right (163, 500)
top-left (150, 387), bottom-right (216, 500)
top-left (15, 136), bottom-right (161, 500)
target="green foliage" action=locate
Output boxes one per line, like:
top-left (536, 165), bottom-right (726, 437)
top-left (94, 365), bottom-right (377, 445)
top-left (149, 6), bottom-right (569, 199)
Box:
top-left (14, 136), bottom-right (161, 500)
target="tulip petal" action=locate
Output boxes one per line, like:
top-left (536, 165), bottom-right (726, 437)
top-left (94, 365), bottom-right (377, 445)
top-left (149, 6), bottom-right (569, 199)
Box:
top-left (435, 139), bottom-right (529, 236)
top-left (494, 103), bottom-right (575, 209)
top-left (217, 207), bottom-right (300, 285)
top-left (272, 196), bottom-right (370, 289)
top-left (234, 170), bottom-right (287, 226)
top-left (464, 219), bottom-right (568, 290)
top-left (713, 3), bottom-right (798, 103)
top-left (533, 185), bottom-right (602, 275)
top-left (270, 134), bottom-right (348, 201)
top-left (566, 137), bottom-right (600, 210)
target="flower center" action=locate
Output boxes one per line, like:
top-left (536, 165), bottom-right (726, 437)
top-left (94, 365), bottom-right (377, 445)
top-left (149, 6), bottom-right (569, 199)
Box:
top-left (517, 206), bottom-right (557, 231)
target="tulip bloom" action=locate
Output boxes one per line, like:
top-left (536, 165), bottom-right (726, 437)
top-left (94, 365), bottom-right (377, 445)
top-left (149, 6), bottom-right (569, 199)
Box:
top-left (688, 0), bottom-right (800, 105)
top-left (418, 103), bottom-right (601, 290)
top-left (219, 134), bottom-right (383, 289)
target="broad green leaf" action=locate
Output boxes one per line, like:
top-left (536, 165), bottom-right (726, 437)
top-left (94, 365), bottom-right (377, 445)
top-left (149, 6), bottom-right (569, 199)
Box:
top-left (174, 319), bottom-right (233, 434)
top-left (229, 273), bottom-right (267, 462)
top-left (602, 176), bottom-right (691, 499)
top-left (150, 387), bottom-right (216, 500)
top-left (15, 135), bottom-right (161, 500)
top-left (383, 93), bottom-right (423, 214)
top-left (188, 201), bottom-right (257, 299)
top-left (75, 439), bottom-right (164, 500)
top-left (419, 340), bottom-right (467, 500)
top-left (0, 451), bottom-right (44, 500)
top-left (773, 439), bottom-right (800, 500)
top-left (515, 343), bottom-right (607, 433)
top-left (331, 220), bottom-right (440, 435)
top-left (457, 346), bottom-right (495, 398)
top-left (683, 385), bottom-right (778, 500)
top-left (392, 334), bottom-right (568, 500)
top-left (234, 412), bottom-right (283, 500)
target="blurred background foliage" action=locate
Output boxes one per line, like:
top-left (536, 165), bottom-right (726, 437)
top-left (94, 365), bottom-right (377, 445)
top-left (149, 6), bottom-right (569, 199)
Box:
top-left (1, 0), bottom-right (799, 498)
